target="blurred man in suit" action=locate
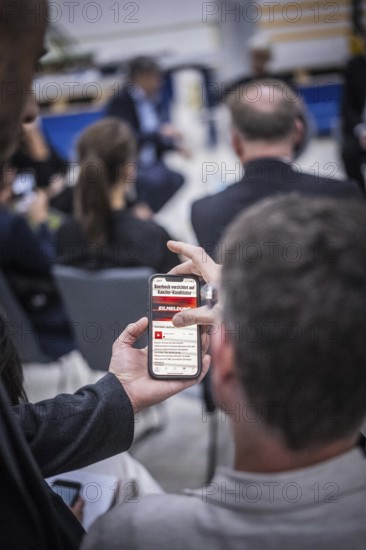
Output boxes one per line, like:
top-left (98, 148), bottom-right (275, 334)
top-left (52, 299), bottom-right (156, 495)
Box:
top-left (192, 79), bottom-right (361, 255)
top-left (106, 56), bottom-right (185, 213)
top-left (340, 32), bottom-right (366, 192)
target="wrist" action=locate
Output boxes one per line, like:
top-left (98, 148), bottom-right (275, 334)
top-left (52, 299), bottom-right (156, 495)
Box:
top-left (109, 372), bottom-right (141, 414)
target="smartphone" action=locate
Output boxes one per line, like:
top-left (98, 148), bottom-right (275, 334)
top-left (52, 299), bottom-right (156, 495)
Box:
top-left (51, 479), bottom-right (82, 507)
top-left (148, 274), bottom-right (201, 379)
top-left (12, 171), bottom-right (36, 214)
top-left (12, 171), bottom-right (35, 196)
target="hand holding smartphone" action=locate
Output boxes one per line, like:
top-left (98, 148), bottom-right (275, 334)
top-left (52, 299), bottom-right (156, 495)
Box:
top-left (148, 274), bottom-right (202, 379)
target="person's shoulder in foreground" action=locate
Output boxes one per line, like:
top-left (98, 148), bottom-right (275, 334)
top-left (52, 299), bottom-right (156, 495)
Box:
top-left (82, 447), bottom-right (366, 550)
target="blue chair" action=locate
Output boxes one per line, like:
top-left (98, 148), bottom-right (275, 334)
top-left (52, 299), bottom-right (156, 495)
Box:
top-left (41, 110), bottom-right (104, 160)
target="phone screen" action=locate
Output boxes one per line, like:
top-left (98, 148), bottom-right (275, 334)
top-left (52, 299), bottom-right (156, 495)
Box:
top-left (51, 480), bottom-right (81, 507)
top-left (149, 275), bottom-right (201, 378)
top-left (12, 172), bottom-right (36, 214)
top-left (12, 172), bottom-right (36, 196)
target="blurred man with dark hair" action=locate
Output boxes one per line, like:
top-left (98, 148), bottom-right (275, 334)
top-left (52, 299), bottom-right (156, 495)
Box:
top-left (128, 55), bottom-right (161, 89)
top-left (84, 194), bottom-right (366, 550)
top-left (106, 55), bottom-right (186, 213)
top-left (192, 79), bottom-right (361, 254)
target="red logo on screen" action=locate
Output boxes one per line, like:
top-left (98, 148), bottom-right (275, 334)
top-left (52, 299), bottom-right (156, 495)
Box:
top-left (155, 331), bottom-right (163, 339)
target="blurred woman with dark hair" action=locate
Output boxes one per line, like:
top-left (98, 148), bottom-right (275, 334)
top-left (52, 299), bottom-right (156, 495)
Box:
top-left (56, 118), bottom-right (178, 271)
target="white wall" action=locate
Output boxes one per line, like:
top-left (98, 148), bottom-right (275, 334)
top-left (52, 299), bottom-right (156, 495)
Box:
top-left (48, 0), bottom-right (354, 82)
top-left (49, 0), bottom-right (220, 65)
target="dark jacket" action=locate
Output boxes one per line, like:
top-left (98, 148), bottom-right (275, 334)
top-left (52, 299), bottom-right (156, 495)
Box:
top-left (105, 87), bottom-right (174, 159)
top-left (1, 373), bottom-right (134, 549)
top-left (191, 158), bottom-right (362, 252)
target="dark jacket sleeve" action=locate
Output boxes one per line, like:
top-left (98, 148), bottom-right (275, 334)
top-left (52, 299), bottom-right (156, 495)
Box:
top-left (13, 373), bottom-right (134, 478)
top-left (106, 91), bottom-right (140, 131)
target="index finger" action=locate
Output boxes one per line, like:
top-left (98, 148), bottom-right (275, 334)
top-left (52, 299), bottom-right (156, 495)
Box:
top-left (167, 241), bottom-right (221, 284)
top-left (172, 305), bottom-right (218, 327)
top-left (168, 260), bottom-right (199, 277)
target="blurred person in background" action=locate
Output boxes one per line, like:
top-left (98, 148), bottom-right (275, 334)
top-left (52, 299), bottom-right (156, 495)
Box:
top-left (0, 161), bottom-right (75, 360)
top-left (223, 32), bottom-right (274, 100)
top-left (340, 28), bottom-right (366, 192)
top-left (10, 119), bottom-right (68, 198)
top-left (192, 79), bottom-right (361, 253)
top-left (56, 117), bottom-right (178, 272)
top-left (106, 55), bottom-right (187, 213)
top-left (222, 34), bottom-right (310, 159)
top-left (9, 117), bottom-right (76, 217)
top-left (245, 32), bottom-right (273, 79)
top-left (0, 6), bottom-right (76, 360)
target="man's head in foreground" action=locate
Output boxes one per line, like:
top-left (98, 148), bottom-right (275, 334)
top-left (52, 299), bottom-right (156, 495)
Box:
top-left (0, 0), bottom-right (47, 171)
top-left (213, 194), bottom-right (366, 471)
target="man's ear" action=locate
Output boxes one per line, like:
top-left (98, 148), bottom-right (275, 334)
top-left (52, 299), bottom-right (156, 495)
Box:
top-left (212, 324), bottom-right (237, 386)
top-left (231, 128), bottom-right (245, 160)
top-left (292, 116), bottom-right (305, 150)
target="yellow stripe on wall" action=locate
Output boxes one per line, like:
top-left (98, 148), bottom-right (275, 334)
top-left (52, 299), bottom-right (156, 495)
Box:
top-left (259, 0), bottom-right (350, 17)
top-left (260, 11), bottom-right (349, 29)
top-left (270, 25), bottom-right (349, 42)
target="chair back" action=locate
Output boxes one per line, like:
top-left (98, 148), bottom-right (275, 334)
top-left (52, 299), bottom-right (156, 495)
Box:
top-left (0, 270), bottom-right (51, 363)
top-left (52, 265), bottom-right (153, 370)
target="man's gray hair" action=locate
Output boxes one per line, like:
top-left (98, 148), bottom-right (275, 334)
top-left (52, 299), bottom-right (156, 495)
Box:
top-left (226, 79), bottom-right (299, 142)
top-left (221, 194), bottom-right (366, 451)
